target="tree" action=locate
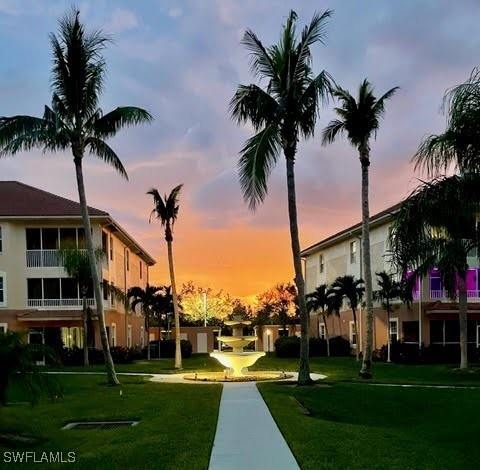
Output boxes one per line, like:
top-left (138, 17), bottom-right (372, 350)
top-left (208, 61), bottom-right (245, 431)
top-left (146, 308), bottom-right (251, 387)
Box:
top-left (152, 285), bottom-right (174, 348)
top-left (128, 284), bottom-right (163, 360)
top-left (322, 79), bottom-right (398, 378)
top-left (330, 275), bottom-right (365, 361)
top-left (389, 174), bottom-right (480, 369)
top-left (256, 282), bottom-right (298, 334)
top-left (0, 9), bottom-right (152, 385)
top-left (373, 271), bottom-right (402, 363)
top-left (148, 185), bottom-right (183, 369)
top-left (60, 247), bottom-right (104, 366)
top-left (230, 10), bottom-right (333, 384)
top-left (0, 331), bottom-right (58, 406)
top-left (180, 281), bottom-right (233, 324)
top-left (306, 284), bottom-right (332, 356)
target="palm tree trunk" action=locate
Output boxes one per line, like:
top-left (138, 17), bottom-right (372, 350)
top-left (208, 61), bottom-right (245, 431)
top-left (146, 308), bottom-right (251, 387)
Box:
top-left (167, 239), bottom-right (182, 369)
top-left (458, 276), bottom-right (468, 369)
top-left (387, 311), bottom-right (391, 363)
top-left (74, 156), bottom-right (119, 385)
top-left (82, 292), bottom-right (89, 366)
top-left (146, 313), bottom-right (150, 360)
top-left (359, 154), bottom-right (374, 379)
top-left (285, 154), bottom-right (311, 385)
top-left (353, 309), bottom-right (359, 361)
top-left (322, 313), bottom-right (330, 357)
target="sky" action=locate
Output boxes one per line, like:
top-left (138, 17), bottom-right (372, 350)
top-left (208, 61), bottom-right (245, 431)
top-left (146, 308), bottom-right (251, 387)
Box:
top-left (0, 0), bottom-right (479, 304)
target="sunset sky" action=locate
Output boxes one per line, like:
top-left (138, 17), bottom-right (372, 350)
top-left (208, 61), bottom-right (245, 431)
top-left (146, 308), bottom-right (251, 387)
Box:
top-left (0, 0), bottom-right (478, 304)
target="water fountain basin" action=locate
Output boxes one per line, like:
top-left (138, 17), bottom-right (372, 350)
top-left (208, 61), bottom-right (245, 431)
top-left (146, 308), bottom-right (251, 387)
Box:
top-left (217, 336), bottom-right (256, 349)
top-left (210, 351), bottom-right (266, 377)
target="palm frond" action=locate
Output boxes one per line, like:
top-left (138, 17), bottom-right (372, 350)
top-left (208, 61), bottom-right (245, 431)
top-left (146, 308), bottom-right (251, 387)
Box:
top-left (241, 29), bottom-right (278, 83)
top-left (238, 124), bottom-right (281, 210)
top-left (321, 119), bottom-right (344, 145)
top-left (85, 137), bottom-right (128, 179)
top-left (147, 188), bottom-right (167, 224)
top-left (91, 107), bottom-right (153, 138)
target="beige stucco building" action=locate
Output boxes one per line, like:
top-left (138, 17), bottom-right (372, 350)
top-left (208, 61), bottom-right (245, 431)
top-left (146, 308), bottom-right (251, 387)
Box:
top-left (302, 203), bottom-right (480, 354)
top-left (0, 181), bottom-right (155, 351)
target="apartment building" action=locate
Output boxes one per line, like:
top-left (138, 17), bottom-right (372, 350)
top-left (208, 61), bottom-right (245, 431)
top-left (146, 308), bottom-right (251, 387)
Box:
top-left (0, 181), bottom-right (156, 351)
top-left (301, 203), bottom-right (480, 353)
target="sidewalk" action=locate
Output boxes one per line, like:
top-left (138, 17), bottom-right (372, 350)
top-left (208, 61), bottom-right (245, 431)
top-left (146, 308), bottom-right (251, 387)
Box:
top-left (209, 382), bottom-right (300, 470)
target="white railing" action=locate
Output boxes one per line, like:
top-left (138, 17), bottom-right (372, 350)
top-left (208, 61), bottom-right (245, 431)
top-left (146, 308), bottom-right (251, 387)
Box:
top-left (412, 291), bottom-right (420, 300)
top-left (467, 290), bottom-right (480, 298)
top-left (429, 289), bottom-right (480, 299)
top-left (27, 298), bottom-right (95, 308)
top-left (26, 249), bottom-right (88, 268)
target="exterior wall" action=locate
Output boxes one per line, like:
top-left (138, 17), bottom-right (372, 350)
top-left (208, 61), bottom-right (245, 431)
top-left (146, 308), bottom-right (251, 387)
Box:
top-left (168, 326), bottom-right (220, 353)
top-left (0, 216), bottom-right (153, 348)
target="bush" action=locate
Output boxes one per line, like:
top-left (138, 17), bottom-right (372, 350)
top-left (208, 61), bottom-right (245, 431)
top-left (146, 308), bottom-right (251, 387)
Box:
top-left (142, 339), bottom-right (193, 359)
top-left (329, 336), bottom-right (351, 357)
top-left (274, 336), bottom-right (335, 358)
top-left (309, 337), bottom-right (328, 357)
top-left (59, 346), bottom-right (138, 365)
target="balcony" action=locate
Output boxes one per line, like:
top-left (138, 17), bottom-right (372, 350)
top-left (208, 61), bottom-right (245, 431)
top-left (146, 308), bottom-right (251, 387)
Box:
top-left (27, 298), bottom-right (96, 308)
top-left (429, 290), bottom-right (480, 299)
top-left (26, 249), bottom-right (88, 268)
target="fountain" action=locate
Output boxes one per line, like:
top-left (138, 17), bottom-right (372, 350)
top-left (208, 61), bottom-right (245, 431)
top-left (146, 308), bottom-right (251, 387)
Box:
top-left (209, 316), bottom-right (265, 378)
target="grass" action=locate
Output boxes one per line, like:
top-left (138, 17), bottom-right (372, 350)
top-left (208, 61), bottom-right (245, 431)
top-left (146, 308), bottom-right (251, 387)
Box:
top-left (258, 381), bottom-right (480, 469)
top-left (1, 375), bottom-right (221, 469)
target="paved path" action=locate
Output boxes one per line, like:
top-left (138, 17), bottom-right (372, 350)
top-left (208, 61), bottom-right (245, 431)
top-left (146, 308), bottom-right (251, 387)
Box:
top-left (209, 382), bottom-right (300, 470)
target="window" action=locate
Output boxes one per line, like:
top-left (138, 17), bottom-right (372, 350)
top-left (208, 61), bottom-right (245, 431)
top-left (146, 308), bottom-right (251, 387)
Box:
top-left (389, 318), bottom-right (398, 342)
top-left (43, 278), bottom-right (60, 299)
top-left (127, 325), bottom-right (132, 347)
top-left (140, 261), bottom-right (143, 279)
top-left (59, 228), bottom-right (76, 249)
top-left (110, 281), bottom-right (115, 306)
top-left (319, 323), bottom-right (326, 340)
top-left (103, 279), bottom-right (108, 301)
top-left (403, 321), bottom-right (419, 343)
top-left (27, 279), bottom-right (43, 300)
top-left (0, 226), bottom-right (3, 252)
top-left (319, 254), bottom-right (324, 274)
top-left (26, 228), bottom-right (41, 250)
top-left (111, 323), bottom-right (117, 347)
top-left (61, 278), bottom-right (78, 299)
top-left (61, 327), bottom-right (84, 348)
top-left (429, 269), bottom-right (443, 298)
top-left (350, 241), bottom-right (357, 264)
top-left (126, 250), bottom-right (130, 271)
top-left (102, 232), bottom-right (108, 256)
top-left (349, 321), bottom-right (357, 347)
top-left (109, 236), bottom-right (114, 261)
top-left (0, 273), bottom-right (5, 306)
top-left (42, 228), bottom-right (58, 249)
top-left (0, 323), bottom-right (7, 334)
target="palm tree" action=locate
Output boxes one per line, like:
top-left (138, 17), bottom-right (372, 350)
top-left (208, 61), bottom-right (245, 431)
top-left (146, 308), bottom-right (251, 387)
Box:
top-left (0, 331), bottom-right (58, 405)
top-left (229, 10), bottom-right (333, 385)
top-left (373, 271), bottom-right (402, 363)
top-left (322, 79), bottom-right (398, 378)
top-left (60, 247), bottom-right (104, 366)
top-left (0, 9), bottom-right (152, 385)
top-left (390, 174), bottom-right (480, 369)
top-left (330, 275), bottom-right (365, 361)
top-left (152, 285), bottom-right (174, 352)
top-left (306, 284), bottom-right (331, 357)
top-left (128, 284), bottom-right (163, 360)
top-left (148, 185), bottom-right (183, 369)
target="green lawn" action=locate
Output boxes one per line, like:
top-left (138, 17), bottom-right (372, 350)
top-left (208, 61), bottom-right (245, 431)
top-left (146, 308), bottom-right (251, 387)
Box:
top-left (258, 381), bottom-right (480, 469)
top-left (1, 375), bottom-right (221, 469)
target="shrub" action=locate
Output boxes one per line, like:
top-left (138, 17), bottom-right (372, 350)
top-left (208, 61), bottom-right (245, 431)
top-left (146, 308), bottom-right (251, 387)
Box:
top-left (274, 336), bottom-right (300, 358)
top-left (309, 337), bottom-right (328, 357)
top-left (329, 336), bottom-right (351, 357)
top-left (59, 346), bottom-right (138, 365)
top-left (143, 339), bottom-right (193, 359)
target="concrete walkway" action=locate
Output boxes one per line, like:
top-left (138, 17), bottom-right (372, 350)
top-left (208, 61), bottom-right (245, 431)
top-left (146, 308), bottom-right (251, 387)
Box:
top-left (209, 382), bottom-right (300, 470)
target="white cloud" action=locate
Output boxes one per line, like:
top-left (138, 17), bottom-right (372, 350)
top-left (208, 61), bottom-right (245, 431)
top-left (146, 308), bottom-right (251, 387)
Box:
top-left (168, 7), bottom-right (182, 18)
top-left (106, 8), bottom-right (138, 34)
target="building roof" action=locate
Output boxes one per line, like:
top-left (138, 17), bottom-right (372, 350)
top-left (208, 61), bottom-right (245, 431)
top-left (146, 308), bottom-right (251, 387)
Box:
top-left (0, 181), bottom-right (107, 217)
top-left (301, 201), bottom-right (402, 256)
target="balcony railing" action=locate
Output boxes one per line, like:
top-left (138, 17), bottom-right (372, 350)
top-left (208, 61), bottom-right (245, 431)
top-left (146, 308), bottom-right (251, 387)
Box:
top-left (429, 289), bottom-right (480, 299)
top-left (26, 249), bottom-right (88, 268)
top-left (27, 298), bottom-right (96, 308)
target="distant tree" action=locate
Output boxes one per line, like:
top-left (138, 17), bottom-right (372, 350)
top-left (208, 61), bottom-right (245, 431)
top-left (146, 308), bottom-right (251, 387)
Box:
top-left (306, 284), bottom-right (331, 356)
top-left (0, 9), bottom-right (152, 385)
top-left (230, 9), bottom-right (333, 385)
top-left (322, 79), bottom-right (398, 378)
top-left (148, 184), bottom-right (183, 369)
top-left (330, 275), bottom-right (365, 361)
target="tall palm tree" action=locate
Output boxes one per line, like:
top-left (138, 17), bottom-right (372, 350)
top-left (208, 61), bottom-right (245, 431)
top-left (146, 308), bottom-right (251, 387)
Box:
top-left (373, 271), bottom-right (402, 363)
top-left (229, 9), bottom-right (333, 385)
top-left (390, 174), bottom-right (480, 369)
top-left (128, 284), bottom-right (163, 360)
top-left (60, 247), bottom-right (104, 366)
top-left (0, 9), bottom-right (152, 385)
top-left (322, 79), bottom-right (398, 378)
top-left (148, 185), bottom-right (183, 369)
top-left (330, 275), bottom-right (365, 361)
top-left (306, 284), bottom-right (331, 356)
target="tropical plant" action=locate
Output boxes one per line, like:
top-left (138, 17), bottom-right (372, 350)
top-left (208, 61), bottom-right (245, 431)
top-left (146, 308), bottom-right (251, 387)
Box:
top-left (373, 271), bottom-right (403, 363)
top-left (0, 331), bottom-right (58, 405)
top-left (330, 275), bottom-right (365, 361)
top-left (322, 79), bottom-right (398, 378)
top-left (148, 184), bottom-right (183, 369)
top-left (60, 247), bottom-right (104, 366)
top-left (152, 285), bottom-right (174, 349)
top-left (389, 174), bottom-right (480, 369)
top-left (306, 284), bottom-right (331, 356)
top-left (0, 9), bottom-right (152, 385)
top-left (128, 284), bottom-right (163, 360)
top-left (230, 9), bottom-right (333, 385)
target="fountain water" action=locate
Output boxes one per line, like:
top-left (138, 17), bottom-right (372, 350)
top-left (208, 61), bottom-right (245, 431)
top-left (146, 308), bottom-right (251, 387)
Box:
top-left (209, 316), bottom-right (265, 377)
